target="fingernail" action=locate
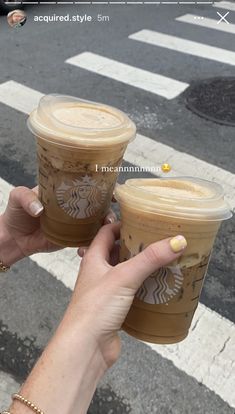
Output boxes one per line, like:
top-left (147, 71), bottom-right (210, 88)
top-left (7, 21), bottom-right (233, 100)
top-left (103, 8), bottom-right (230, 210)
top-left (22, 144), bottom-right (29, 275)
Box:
top-left (30, 200), bottom-right (44, 216)
top-left (106, 216), bottom-right (115, 224)
top-left (78, 247), bottom-right (87, 257)
top-left (170, 235), bottom-right (187, 253)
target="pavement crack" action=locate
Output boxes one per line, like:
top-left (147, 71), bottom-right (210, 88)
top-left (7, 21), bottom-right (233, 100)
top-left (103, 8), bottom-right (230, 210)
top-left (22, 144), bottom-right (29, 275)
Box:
top-left (191, 306), bottom-right (205, 332)
top-left (191, 317), bottom-right (200, 332)
top-left (218, 336), bottom-right (231, 356)
top-left (205, 336), bottom-right (231, 381)
top-left (212, 336), bottom-right (231, 362)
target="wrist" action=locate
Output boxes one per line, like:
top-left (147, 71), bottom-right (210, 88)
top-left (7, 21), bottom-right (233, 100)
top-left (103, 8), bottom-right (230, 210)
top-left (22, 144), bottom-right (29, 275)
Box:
top-left (58, 310), bottom-right (108, 376)
top-left (62, 303), bottom-right (121, 369)
top-left (52, 321), bottom-right (107, 412)
top-left (13, 318), bottom-right (107, 414)
top-left (0, 215), bottom-right (25, 267)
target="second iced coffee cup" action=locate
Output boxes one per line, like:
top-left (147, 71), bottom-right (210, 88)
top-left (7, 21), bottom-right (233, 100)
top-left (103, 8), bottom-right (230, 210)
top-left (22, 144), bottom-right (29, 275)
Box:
top-left (115, 177), bottom-right (232, 344)
top-left (28, 94), bottom-right (136, 246)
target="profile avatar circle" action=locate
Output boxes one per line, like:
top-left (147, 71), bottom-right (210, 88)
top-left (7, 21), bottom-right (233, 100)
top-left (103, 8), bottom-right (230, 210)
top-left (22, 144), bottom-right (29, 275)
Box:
top-left (7, 9), bottom-right (27, 28)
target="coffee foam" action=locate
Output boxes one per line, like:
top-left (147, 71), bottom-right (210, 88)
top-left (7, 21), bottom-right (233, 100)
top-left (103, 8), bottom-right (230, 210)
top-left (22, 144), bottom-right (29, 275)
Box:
top-left (53, 105), bottom-right (122, 129)
top-left (28, 94), bottom-right (136, 148)
top-left (138, 180), bottom-right (213, 199)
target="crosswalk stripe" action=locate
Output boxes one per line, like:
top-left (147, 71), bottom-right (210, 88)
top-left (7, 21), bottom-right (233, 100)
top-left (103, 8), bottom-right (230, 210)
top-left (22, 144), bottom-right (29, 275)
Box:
top-left (65, 52), bottom-right (189, 100)
top-left (0, 80), bottom-right (234, 211)
top-left (0, 80), bottom-right (235, 407)
top-left (129, 30), bottom-right (235, 66)
top-left (176, 13), bottom-right (235, 34)
top-left (148, 304), bottom-right (235, 409)
top-left (213, 1), bottom-right (235, 11)
top-left (0, 81), bottom-right (43, 114)
top-left (0, 175), bottom-right (235, 408)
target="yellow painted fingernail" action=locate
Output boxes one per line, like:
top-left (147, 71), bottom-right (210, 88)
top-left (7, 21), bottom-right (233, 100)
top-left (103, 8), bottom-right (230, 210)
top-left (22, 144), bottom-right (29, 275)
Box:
top-left (170, 235), bottom-right (187, 253)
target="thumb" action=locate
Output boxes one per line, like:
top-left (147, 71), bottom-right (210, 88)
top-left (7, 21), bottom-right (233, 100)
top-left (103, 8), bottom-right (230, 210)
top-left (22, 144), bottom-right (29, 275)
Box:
top-left (115, 235), bottom-right (187, 290)
top-left (8, 186), bottom-right (44, 217)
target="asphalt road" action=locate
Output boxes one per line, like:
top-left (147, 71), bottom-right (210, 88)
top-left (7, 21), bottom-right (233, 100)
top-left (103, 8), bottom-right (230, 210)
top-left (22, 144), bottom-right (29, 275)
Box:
top-left (0, 2), bottom-right (234, 413)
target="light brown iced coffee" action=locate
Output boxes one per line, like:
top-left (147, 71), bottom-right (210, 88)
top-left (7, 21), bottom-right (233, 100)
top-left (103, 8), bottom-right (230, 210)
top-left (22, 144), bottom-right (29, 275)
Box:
top-left (28, 95), bottom-right (136, 246)
top-left (115, 177), bottom-right (232, 344)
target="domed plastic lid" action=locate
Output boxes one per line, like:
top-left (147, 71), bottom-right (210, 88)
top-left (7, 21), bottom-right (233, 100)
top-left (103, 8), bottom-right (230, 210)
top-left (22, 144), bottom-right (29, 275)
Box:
top-left (27, 94), bottom-right (136, 147)
top-left (115, 177), bottom-right (232, 221)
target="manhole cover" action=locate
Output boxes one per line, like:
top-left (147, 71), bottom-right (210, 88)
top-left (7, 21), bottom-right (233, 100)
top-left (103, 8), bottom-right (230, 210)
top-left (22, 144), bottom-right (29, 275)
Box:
top-left (185, 77), bottom-right (235, 126)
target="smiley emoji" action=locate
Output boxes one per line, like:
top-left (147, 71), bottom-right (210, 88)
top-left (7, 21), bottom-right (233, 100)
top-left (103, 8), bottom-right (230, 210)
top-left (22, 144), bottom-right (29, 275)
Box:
top-left (161, 163), bottom-right (171, 173)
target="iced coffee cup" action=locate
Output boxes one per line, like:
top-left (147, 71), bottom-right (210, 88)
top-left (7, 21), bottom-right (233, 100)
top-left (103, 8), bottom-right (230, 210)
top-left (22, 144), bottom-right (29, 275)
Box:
top-left (115, 177), bottom-right (232, 344)
top-left (28, 94), bottom-right (136, 247)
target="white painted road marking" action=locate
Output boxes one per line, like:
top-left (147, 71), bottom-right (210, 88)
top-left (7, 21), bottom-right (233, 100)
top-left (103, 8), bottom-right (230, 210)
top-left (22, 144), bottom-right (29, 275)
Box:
top-left (129, 30), bottom-right (235, 66)
top-left (65, 52), bottom-right (189, 100)
top-left (0, 81), bottom-right (43, 114)
top-left (176, 13), bottom-right (235, 34)
top-left (0, 80), bottom-right (235, 210)
top-left (148, 304), bottom-right (235, 409)
top-left (0, 176), bottom-right (235, 408)
top-left (213, 1), bottom-right (235, 12)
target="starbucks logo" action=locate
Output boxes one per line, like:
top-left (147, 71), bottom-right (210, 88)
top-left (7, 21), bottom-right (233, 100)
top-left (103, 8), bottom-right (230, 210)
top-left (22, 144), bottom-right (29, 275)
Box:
top-left (56, 175), bottom-right (108, 219)
top-left (136, 266), bottom-right (184, 305)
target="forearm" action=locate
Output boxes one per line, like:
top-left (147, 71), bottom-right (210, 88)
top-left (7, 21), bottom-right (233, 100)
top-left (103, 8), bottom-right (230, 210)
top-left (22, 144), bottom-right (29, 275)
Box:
top-left (0, 215), bottom-right (24, 266)
top-left (10, 315), bottom-right (107, 414)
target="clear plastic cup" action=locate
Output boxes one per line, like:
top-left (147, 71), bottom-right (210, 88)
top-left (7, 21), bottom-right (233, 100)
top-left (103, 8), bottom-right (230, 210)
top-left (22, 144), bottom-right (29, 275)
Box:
top-left (28, 94), bottom-right (136, 247)
top-left (115, 177), bottom-right (232, 344)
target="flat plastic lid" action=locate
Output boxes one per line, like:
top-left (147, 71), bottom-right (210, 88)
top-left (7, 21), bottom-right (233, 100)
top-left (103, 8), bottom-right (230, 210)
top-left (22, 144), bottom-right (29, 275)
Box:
top-left (115, 177), bottom-right (232, 221)
top-left (27, 94), bottom-right (136, 147)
